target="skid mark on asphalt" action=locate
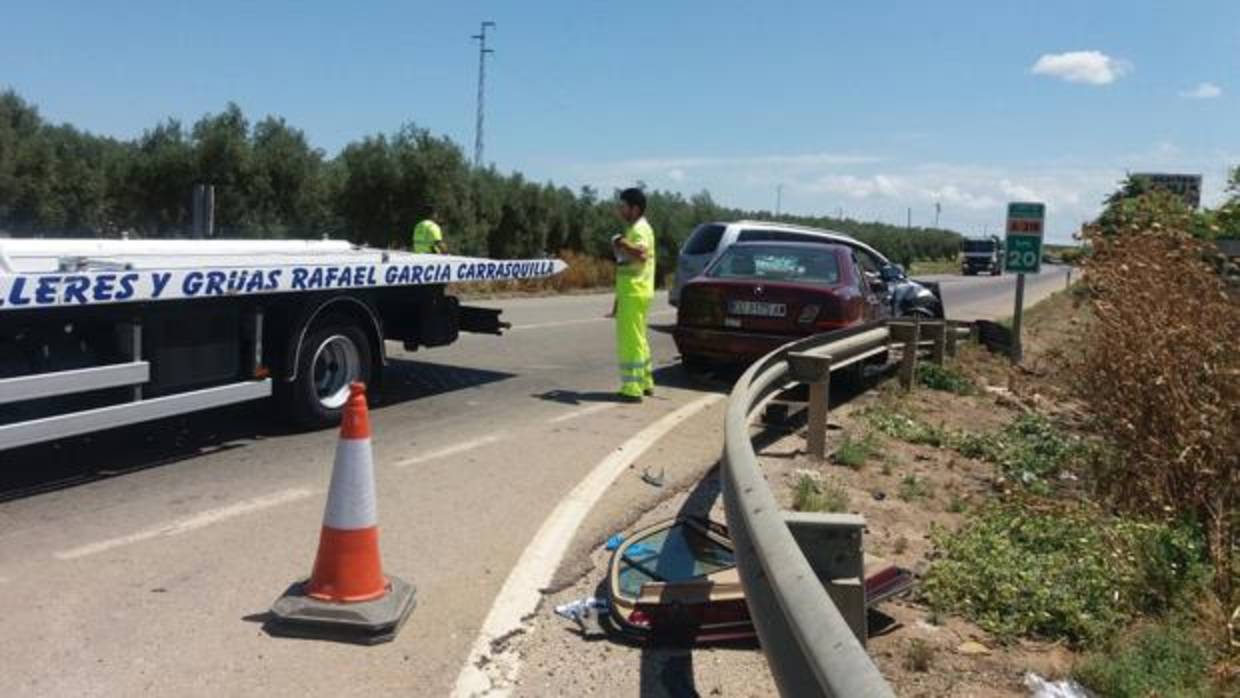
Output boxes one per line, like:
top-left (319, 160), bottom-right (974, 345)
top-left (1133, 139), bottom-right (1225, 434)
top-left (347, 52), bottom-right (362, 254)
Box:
top-left (395, 434), bottom-right (506, 469)
top-left (452, 393), bottom-right (724, 697)
top-left (53, 488), bottom-right (316, 560)
top-left (547, 402), bottom-right (618, 424)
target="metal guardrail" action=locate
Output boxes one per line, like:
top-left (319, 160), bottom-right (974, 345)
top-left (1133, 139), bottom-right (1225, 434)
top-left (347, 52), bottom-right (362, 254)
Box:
top-left (721, 319), bottom-right (967, 697)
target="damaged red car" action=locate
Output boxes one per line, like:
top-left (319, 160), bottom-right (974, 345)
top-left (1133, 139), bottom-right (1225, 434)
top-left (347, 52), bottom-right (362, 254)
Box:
top-left (674, 241), bottom-right (890, 370)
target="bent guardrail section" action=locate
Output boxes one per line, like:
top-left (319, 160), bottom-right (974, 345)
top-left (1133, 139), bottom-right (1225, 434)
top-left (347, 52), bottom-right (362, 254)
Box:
top-left (721, 319), bottom-right (966, 697)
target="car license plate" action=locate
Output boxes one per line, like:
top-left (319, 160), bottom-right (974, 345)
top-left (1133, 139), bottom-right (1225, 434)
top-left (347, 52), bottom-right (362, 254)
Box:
top-left (728, 300), bottom-right (786, 318)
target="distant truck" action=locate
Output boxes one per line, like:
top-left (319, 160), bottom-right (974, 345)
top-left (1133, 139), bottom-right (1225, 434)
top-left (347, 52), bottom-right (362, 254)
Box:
top-left (960, 236), bottom-right (1003, 276)
top-left (0, 238), bottom-right (564, 450)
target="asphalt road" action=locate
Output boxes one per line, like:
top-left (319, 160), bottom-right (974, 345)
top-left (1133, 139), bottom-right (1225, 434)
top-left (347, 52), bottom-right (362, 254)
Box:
top-left (0, 266), bottom-right (1068, 697)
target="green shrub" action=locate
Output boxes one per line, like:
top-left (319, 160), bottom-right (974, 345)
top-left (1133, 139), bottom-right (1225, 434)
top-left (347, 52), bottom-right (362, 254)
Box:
top-left (1074, 622), bottom-right (1212, 698)
top-left (922, 504), bottom-right (1209, 646)
top-left (957, 414), bottom-right (1086, 492)
top-left (792, 473), bottom-right (849, 513)
top-left (916, 362), bottom-right (976, 395)
top-left (863, 405), bottom-right (950, 447)
top-left (898, 475), bottom-right (934, 502)
top-left (831, 432), bottom-right (878, 470)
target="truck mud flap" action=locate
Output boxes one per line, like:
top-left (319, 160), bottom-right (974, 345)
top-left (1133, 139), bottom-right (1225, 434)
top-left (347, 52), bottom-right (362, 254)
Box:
top-left (458, 305), bottom-right (509, 336)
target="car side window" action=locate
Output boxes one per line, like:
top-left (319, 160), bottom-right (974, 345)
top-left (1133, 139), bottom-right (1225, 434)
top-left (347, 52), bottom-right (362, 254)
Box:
top-left (855, 250), bottom-right (883, 275)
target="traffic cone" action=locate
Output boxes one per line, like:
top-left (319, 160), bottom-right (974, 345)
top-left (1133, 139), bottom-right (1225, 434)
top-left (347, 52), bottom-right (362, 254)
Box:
top-left (267, 383), bottom-right (416, 645)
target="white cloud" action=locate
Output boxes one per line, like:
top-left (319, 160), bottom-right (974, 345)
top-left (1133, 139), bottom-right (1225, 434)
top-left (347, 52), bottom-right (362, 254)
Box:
top-left (1031, 50), bottom-right (1130, 85)
top-left (1180, 82), bottom-right (1222, 99)
top-left (551, 144), bottom-right (1234, 244)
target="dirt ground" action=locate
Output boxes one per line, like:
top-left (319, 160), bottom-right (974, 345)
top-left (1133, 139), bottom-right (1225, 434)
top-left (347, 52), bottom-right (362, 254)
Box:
top-left (511, 288), bottom-right (1089, 697)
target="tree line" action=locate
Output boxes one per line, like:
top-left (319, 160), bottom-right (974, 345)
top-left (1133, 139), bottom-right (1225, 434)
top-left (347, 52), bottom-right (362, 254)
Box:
top-left (0, 91), bottom-right (965, 273)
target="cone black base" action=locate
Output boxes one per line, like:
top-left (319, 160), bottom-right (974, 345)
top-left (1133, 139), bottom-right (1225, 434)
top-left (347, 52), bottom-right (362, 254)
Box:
top-left (266, 575), bottom-right (416, 645)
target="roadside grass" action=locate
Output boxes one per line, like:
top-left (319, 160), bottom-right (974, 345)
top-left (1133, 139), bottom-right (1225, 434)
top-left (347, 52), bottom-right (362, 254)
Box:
top-left (897, 474), bottom-right (934, 502)
top-left (1074, 622), bottom-right (1214, 698)
top-left (792, 472), bottom-right (849, 513)
top-left (956, 413), bottom-right (1087, 493)
top-left (831, 432), bottom-right (879, 470)
top-left (921, 503), bottom-right (1211, 647)
top-left (902, 639), bottom-right (935, 672)
top-left (862, 402), bottom-right (951, 448)
top-left (916, 362), bottom-right (976, 395)
top-left (907, 258), bottom-right (960, 275)
top-left (863, 401), bottom-right (1085, 493)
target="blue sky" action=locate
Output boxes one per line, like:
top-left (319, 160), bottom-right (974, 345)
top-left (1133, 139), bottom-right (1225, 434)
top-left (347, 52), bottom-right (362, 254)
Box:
top-left (3, 1), bottom-right (1237, 242)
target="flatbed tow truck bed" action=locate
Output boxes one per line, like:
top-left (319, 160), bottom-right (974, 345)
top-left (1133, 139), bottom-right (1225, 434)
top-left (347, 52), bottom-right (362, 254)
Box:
top-left (0, 238), bottom-right (564, 450)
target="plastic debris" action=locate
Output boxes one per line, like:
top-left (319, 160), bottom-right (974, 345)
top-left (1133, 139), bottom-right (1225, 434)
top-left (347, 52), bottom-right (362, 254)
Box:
top-left (605, 534), bottom-right (625, 551)
top-left (1024, 672), bottom-right (1092, 698)
top-left (554, 596), bottom-right (609, 629)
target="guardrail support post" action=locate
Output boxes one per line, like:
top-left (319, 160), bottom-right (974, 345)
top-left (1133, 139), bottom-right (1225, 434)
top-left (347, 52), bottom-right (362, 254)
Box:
top-left (945, 320), bottom-right (962, 358)
top-left (922, 321), bottom-right (946, 365)
top-left (787, 352), bottom-right (832, 460)
top-left (783, 512), bottom-right (868, 644)
top-left (889, 321), bottom-right (920, 390)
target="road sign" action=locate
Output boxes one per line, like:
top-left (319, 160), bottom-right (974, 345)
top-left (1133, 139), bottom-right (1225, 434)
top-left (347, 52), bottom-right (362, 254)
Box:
top-left (1004, 202), bottom-right (1044, 274)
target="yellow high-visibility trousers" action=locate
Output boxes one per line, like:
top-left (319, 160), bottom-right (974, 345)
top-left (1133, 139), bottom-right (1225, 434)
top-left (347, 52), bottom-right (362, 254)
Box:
top-left (616, 293), bottom-right (653, 397)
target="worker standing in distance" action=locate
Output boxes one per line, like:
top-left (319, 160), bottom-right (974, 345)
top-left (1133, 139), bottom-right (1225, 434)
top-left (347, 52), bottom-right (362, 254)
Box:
top-left (411, 206), bottom-right (446, 254)
top-left (612, 188), bottom-right (656, 403)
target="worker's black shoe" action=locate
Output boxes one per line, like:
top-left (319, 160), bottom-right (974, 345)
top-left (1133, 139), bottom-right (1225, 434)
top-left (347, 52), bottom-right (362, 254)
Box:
top-left (642, 388), bottom-right (655, 397)
top-left (616, 393), bottom-right (643, 404)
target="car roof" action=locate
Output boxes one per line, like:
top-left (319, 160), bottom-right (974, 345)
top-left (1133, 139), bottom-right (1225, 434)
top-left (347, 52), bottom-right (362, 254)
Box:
top-left (725, 240), bottom-right (850, 252)
top-left (704, 220), bottom-right (889, 262)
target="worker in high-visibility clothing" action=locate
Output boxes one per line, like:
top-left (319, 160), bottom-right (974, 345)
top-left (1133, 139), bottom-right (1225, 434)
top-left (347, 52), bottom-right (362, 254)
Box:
top-left (411, 207), bottom-right (446, 254)
top-left (612, 188), bottom-right (656, 403)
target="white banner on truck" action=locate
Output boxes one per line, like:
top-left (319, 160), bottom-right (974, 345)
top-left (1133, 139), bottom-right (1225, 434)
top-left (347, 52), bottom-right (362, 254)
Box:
top-left (0, 257), bottom-right (566, 311)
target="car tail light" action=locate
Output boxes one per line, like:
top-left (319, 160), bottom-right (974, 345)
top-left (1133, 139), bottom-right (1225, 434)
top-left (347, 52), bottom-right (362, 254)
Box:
top-left (628, 609), bottom-right (652, 628)
top-left (797, 305), bottom-right (820, 325)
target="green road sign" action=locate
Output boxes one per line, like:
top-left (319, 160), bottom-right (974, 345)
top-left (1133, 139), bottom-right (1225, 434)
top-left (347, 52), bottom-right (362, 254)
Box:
top-left (1006, 235), bottom-right (1042, 274)
top-left (1005, 201), bottom-right (1045, 274)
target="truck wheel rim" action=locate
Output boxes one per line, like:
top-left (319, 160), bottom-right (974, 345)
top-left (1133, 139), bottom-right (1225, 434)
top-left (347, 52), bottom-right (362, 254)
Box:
top-left (311, 335), bottom-right (361, 410)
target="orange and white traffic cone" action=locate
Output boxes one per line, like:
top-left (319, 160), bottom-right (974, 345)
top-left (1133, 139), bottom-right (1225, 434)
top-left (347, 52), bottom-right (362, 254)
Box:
top-left (268, 383), bottom-right (416, 644)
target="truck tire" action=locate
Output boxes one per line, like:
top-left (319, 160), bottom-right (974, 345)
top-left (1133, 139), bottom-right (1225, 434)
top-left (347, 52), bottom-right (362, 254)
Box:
top-left (288, 317), bottom-right (374, 428)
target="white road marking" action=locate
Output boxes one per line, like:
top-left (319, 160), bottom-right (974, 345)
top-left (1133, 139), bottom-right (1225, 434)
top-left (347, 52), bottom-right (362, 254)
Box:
top-left (452, 393), bottom-right (724, 697)
top-left (547, 402), bottom-right (617, 424)
top-left (54, 488), bottom-right (316, 561)
top-left (511, 309), bottom-right (674, 332)
top-left (395, 434), bottom-right (505, 468)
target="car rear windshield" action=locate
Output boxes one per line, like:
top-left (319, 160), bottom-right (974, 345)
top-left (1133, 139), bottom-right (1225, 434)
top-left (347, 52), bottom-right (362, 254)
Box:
top-left (617, 522), bottom-right (735, 598)
top-left (682, 224), bottom-right (726, 255)
top-left (963, 240), bottom-right (996, 252)
top-left (706, 245), bottom-right (841, 284)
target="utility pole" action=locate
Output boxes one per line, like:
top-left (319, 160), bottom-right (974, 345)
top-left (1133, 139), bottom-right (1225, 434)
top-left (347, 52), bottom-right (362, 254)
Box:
top-left (471, 21), bottom-right (496, 169)
top-left (934, 201), bottom-right (941, 228)
top-left (775, 184), bottom-right (783, 216)
top-left (906, 207), bottom-right (912, 230)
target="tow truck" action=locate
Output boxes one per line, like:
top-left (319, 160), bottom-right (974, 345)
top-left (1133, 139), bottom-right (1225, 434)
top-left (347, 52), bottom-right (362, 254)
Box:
top-left (0, 238), bottom-right (564, 451)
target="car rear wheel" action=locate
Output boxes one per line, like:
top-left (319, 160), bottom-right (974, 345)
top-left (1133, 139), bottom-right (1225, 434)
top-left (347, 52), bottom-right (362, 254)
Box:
top-left (287, 317), bottom-right (374, 428)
